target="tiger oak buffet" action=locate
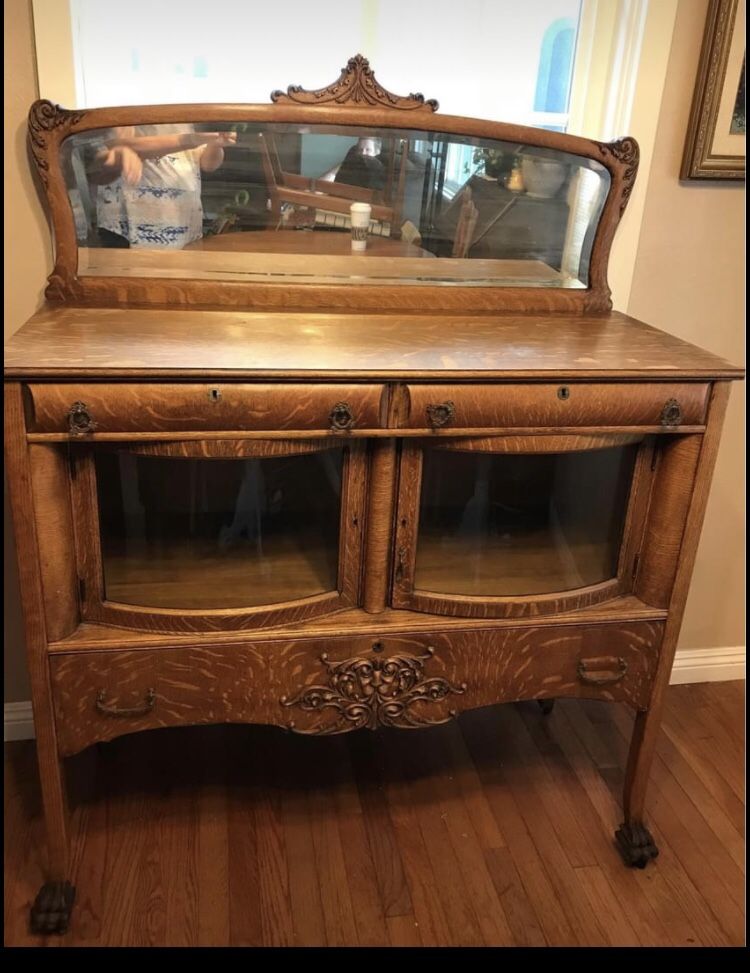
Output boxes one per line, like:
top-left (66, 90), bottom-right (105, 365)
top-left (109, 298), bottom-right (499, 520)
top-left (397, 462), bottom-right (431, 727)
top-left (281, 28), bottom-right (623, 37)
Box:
top-left (4, 57), bottom-right (743, 934)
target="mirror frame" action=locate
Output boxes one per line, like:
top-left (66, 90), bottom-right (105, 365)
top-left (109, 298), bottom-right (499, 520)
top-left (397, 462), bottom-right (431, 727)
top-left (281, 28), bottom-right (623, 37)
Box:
top-left (28, 54), bottom-right (639, 314)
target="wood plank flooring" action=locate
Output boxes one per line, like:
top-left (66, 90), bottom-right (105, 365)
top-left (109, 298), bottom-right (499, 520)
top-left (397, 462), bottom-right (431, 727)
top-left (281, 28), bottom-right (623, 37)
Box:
top-left (4, 681), bottom-right (745, 947)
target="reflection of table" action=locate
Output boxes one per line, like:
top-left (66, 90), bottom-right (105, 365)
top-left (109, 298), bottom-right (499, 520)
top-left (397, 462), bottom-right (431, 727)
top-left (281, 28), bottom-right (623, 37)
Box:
top-left (185, 229), bottom-right (433, 258)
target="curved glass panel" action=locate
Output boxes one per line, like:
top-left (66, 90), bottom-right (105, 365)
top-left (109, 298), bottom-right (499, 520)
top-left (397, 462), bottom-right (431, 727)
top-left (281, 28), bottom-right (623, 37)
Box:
top-left (414, 445), bottom-right (637, 597)
top-left (95, 450), bottom-right (342, 609)
top-left (63, 122), bottom-right (610, 288)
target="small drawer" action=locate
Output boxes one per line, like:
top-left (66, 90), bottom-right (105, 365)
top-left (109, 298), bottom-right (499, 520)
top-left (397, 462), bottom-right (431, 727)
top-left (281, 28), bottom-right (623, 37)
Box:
top-left (25, 382), bottom-right (386, 434)
top-left (400, 383), bottom-right (710, 430)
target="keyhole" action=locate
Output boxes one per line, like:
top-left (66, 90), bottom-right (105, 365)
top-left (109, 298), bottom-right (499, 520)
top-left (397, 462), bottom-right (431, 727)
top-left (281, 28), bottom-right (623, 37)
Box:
top-left (557, 386), bottom-right (570, 401)
top-left (208, 387), bottom-right (222, 403)
top-left (371, 641), bottom-right (384, 653)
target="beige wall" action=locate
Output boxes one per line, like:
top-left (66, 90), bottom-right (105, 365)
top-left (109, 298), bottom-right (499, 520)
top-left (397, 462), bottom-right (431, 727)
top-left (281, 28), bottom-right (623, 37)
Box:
top-left (2, 0), bottom-right (744, 704)
top-left (628, 0), bottom-right (745, 651)
top-left (4, 0), bottom-right (51, 702)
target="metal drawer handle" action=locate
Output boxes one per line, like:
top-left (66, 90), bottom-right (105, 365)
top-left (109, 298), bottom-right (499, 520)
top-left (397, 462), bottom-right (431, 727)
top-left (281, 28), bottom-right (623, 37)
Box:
top-left (67, 401), bottom-right (97, 436)
top-left (329, 401), bottom-right (356, 431)
top-left (426, 401), bottom-right (455, 428)
top-left (95, 688), bottom-right (156, 717)
top-left (660, 398), bottom-right (682, 426)
top-left (577, 657), bottom-right (628, 686)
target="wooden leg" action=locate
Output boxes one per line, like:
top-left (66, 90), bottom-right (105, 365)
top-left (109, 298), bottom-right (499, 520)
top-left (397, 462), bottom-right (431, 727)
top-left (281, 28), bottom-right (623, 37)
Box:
top-left (616, 384), bottom-right (732, 869)
top-left (616, 709), bottom-right (659, 868)
top-left (28, 740), bottom-right (75, 934)
top-left (5, 386), bottom-right (76, 933)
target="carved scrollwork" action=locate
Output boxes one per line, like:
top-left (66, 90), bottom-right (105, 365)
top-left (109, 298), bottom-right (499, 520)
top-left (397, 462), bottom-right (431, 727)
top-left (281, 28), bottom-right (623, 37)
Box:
top-left (45, 268), bottom-right (83, 303)
top-left (599, 136), bottom-right (640, 215)
top-left (280, 647), bottom-right (465, 735)
top-left (27, 100), bottom-right (86, 186)
top-left (271, 54), bottom-right (439, 112)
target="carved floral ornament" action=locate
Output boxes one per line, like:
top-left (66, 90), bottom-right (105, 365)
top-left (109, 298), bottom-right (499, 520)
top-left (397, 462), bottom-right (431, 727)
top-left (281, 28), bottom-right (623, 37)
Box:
top-left (28, 100), bottom-right (87, 186)
top-left (599, 136), bottom-right (640, 215)
top-left (281, 647), bottom-right (466, 735)
top-left (271, 54), bottom-right (439, 111)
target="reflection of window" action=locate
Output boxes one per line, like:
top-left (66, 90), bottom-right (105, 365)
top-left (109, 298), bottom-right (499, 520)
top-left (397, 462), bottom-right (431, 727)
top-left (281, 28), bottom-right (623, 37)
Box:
top-left (534, 18), bottom-right (577, 115)
top-left (443, 143), bottom-right (480, 199)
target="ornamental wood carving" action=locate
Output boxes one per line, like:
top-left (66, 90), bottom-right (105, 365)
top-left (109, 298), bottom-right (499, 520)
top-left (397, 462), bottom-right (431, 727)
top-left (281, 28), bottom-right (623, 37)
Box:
top-left (280, 647), bottom-right (466, 734)
top-left (599, 136), bottom-right (640, 215)
top-left (271, 54), bottom-right (439, 112)
top-left (28, 100), bottom-right (86, 187)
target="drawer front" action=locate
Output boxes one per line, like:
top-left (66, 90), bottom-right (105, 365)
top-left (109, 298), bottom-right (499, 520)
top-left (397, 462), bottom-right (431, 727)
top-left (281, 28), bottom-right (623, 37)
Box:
top-left (276, 623), bottom-right (663, 735)
top-left (25, 382), bottom-right (386, 433)
top-left (51, 621), bottom-right (662, 753)
top-left (51, 645), bottom-right (271, 755)
top-left (400, 383), bottom-right (709, 430)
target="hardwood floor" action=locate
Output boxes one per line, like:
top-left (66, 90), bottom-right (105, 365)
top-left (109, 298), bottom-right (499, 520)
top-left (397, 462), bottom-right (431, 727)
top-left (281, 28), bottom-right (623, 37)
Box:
top-left (4, 681), bottom-right (745, 947)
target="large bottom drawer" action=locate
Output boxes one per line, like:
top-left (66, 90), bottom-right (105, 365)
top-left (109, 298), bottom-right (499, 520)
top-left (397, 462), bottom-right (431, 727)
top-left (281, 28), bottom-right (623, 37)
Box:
top-left (50, 621), bottom-right (663, 754)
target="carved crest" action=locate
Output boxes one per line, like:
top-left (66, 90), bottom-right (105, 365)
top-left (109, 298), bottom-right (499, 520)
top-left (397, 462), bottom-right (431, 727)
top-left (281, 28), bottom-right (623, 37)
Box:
top-left (599, 136), bottom-right (640, 215)
top-left (271, 54), bottom-right (439, 112)
top-left (28, 100), bottom-right (86, 186)
top-left (280, 647), bottom-right (465, 735)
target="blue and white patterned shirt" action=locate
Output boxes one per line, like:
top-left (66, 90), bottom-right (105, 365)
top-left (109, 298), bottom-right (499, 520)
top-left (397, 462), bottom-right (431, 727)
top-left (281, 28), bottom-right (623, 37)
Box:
top-left (97, 125), bottom-right (203, 249)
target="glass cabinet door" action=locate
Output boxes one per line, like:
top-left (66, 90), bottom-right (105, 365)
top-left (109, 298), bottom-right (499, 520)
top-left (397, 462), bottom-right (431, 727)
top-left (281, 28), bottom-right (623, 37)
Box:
top-left (72, 440), bottom-right (366, 631)
top-left (393, 437), bottom-right (652, 617)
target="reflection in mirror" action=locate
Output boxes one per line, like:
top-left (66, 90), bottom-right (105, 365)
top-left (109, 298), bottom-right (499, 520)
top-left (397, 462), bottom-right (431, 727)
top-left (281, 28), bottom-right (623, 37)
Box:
top-left (63, 122), bottom-right (611, 288)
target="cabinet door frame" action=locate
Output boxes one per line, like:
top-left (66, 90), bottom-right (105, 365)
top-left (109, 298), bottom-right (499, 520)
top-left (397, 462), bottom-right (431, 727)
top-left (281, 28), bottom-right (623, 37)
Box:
top-left (391, 433), bottom-right (657, 618)
top-left (69, 437), bottom-right (367, 633)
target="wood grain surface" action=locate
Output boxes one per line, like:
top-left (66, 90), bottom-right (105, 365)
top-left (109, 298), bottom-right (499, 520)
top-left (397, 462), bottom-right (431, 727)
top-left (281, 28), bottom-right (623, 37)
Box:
top-left (46, 597), bottom-right (668, 652)
top-left (48, 622), bottom-right (663, 754)
top-left (6, 682), bottom-right (743, 946)
top-left (28, 444), bottom-right (78, 642)
top-left (26, 382), bottom-right (386, 433)
top-left (402, 382), bottom-right (709, 429)
top-left (4, 307), bottom-right (743, 380)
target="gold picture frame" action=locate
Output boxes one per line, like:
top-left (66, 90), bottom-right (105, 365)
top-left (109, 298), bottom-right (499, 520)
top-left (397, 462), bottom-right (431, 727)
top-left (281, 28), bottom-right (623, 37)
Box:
top-left (681, 0), bottom-right (745, 180)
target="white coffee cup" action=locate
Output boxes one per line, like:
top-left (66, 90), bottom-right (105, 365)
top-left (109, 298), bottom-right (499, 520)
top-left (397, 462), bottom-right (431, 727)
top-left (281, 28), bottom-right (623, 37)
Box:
top-left (350, 202), bottom-right (372, 251)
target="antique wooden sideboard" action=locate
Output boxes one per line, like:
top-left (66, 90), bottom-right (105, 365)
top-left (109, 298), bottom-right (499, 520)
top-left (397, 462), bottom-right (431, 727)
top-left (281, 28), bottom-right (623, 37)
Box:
top-left (5, 57), bottom-right (743, 934)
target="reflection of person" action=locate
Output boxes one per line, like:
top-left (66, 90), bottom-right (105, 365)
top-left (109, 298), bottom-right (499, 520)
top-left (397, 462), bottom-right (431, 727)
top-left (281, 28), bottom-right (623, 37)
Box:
top-left (91, 124), bottom-right (236, 248)
top-left (333, 137), bottom-right (386, 193)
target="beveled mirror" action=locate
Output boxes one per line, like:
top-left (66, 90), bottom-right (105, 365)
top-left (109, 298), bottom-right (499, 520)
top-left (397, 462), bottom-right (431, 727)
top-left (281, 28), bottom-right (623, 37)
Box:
top-left (29, 55), bottom-right (638, 312)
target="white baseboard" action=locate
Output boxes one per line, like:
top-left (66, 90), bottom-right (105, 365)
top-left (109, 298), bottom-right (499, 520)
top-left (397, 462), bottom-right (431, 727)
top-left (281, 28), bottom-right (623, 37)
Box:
top-left (668, 645), bottom-right (746, 685)
top-left (4, 646), bottom-right (745, 743)
top-left (4, 701), bottom-right (35, 742)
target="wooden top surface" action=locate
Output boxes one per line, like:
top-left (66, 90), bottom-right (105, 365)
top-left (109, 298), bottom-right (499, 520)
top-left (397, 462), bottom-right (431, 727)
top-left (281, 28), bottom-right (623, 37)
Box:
top-left (183, 229), bottom-right (433, 258)
top-left (3, 305), bottom-right (743, 381)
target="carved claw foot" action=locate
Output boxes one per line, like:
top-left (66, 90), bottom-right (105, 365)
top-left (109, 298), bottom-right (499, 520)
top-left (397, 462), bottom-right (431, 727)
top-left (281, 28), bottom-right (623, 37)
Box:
top-left (615, 822), bottom-right (659, 868)
top-left (29, 881), bottom-right (75, 934)
top-left (537, 699), bottom-right (555, 715)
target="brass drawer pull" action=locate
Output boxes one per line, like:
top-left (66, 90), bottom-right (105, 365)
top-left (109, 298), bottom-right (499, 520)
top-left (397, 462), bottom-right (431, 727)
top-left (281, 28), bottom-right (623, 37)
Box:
top-left (577, 657), bottom-right (628, 686)
top-left (660, 398), bottom-right (682, 426)
top-left (67, 401), bottom-right (97, 436)
top-left (329, 401), bottom-right (356, 431)
top-left (95, 688), bottom-right (156, 717)
top-left (426, 401), bottom-right (455, 428)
